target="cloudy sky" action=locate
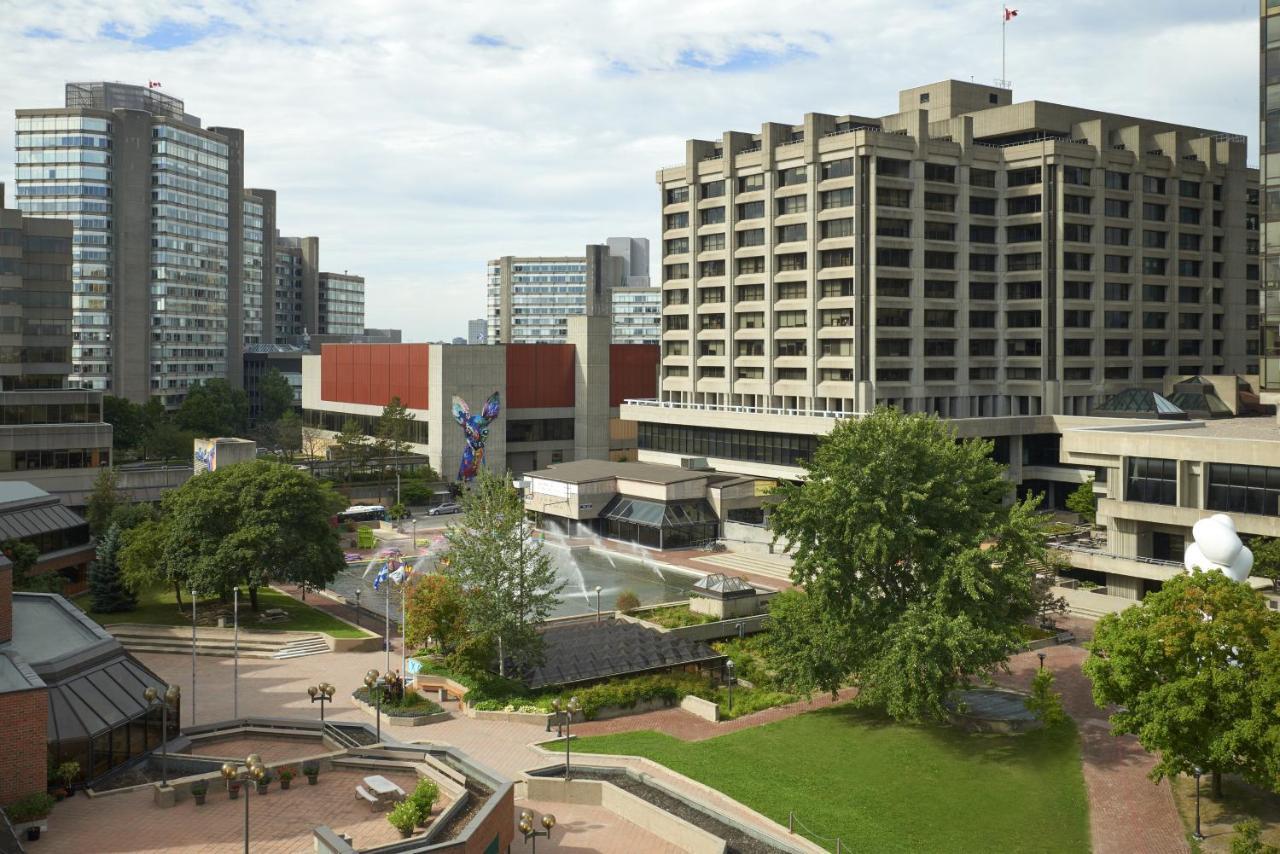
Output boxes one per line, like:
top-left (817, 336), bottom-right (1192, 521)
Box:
top-left (0, 0), bottom-right (1259, 341)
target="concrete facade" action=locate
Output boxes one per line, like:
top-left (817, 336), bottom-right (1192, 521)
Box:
top-left (318, 271), bottom-right (366, 336)
top-left (1262, 2), bottom-right (1280, 390)
top-left (652, 79), bottom-right (1258, 420)
top-left (275, 235), bottom-right (320, 342)
top-left (15, 83), bottom-right (248, 406)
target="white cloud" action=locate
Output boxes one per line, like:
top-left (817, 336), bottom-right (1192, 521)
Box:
top-left (0, 0), bottom-right (1257, 340)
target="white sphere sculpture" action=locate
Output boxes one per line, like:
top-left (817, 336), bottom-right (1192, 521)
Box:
top-left (1183, 513), bottom-right (1253, 583)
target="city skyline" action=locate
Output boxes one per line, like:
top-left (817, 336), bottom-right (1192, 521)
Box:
top-left (0, 0), bottom-right (1259, 340)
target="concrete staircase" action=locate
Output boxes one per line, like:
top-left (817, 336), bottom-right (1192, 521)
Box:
top-left (107, 624), bottom-right (330, 659)
top-left (690, 552), bottom-right (795, 583)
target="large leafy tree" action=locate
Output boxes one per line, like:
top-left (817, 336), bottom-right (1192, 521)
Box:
top-left (1084, 571), bottom-right (1280, 798)
top-left (257, 369), bottom-right (295, 424)
top-left (2, 538), bottom-right (60, 593)
top-left (88, 523), bottom-right (136, 612)
top-left (403, 573), bottom-right (469, 655)
top-left (85, 466), bottom-right (127, 535)
top-left (158, 459), bottom-right (347, 610)
top-left (766, 406), bottom-right (1046, 722)
top-left (374, 397), bottom-right (416, 500)
top-left (1066, 479), bottom-right (1097, 524)
top-left (118, 518), bottom-right (185, 608)
top-left (1251, 536), bottom-right (1280, 583)
top-left (103, 396), bottom-right (146, 454)
top-left (333, 418), bottom-right (371, 481)
top-left (176, 379), bottom-right (249, 437)
top-left (443, 468), bottom-right (563, 674)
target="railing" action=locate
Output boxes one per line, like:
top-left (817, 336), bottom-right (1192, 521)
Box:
top-left (788, 810), bottom-right (843, 852)
top-left (1050, 540), bottom-right (1183, 568)
top-left (622, 398), bottom-right (868, 419)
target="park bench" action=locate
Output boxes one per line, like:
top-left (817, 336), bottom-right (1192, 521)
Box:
top-left (355, 785), bottom-right (383, 812)
top-left (258, 608), bottom-right (289, 623)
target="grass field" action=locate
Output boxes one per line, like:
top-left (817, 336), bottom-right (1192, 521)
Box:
top-left (78, 585), bottom-right (367, 638)
top-left (572, 704), bottom-right (1090, 854)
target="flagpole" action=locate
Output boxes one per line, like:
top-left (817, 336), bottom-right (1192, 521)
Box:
top-left (1001, 6), bottom-right (1006, 86)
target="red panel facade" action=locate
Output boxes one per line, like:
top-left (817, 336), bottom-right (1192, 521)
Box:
top-left (609, 344), bottom-right (660, 406)
top-left (505, 344), bottom-right (575, 409)
top-left (320, 344), bottom-right (430, 410)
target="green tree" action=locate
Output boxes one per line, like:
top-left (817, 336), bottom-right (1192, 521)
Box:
top-left (160, 459), bottom-right (346, 610)
top-left (88, 523), bottom-right (136, 612)
top-left (118, 518), bottom-right (186, 609)
top-left (766, 407), bottom-right (1047, 722)
top-left (1083, 572), bottom-right (1280, 798)
top-left (277, 410), bottom-right (303, 460)
top-left (333, 418), bottom-right (370, 481)
top-left (257, 369), bottom-right (295, 424)
top-left (85, 466), bottom-right (127, 535)
top-left (175, 379), bottom-right (249, 437)
top-left (108, 500), bottom-right (157, 533)
top-left (103, 396), bottom-right (146, 454)
top-left (403, 573), bottom-right (469, 654)
top-left (374, 397), bottom-right (416, 500)
top-left (1250, 536), bottom-right (1280, 583)
top-left (1024, 669), bottom-right (1068, 729)
top-left (442, 468), bottom-right (563, 674)
top-left (1231, 818), bottom-right (1280, 854)
top-left (1, 539), bottom-right (59, 593)
top-left (1066, 479), bottom-right (1097, 524)
top-left (147, 419), bottom-right (195, 462)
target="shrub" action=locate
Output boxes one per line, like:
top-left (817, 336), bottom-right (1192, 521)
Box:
top-left (1230, 818), bottom-right (1279, 854)
top-left (55, 761), bottom-right (80, 789)
top-left (277, 767), bottom-right (295, 782)
top-left (190, 780), bottom-right (208, 796)
top-left (5, 792), bottom-right (55, 823)
top-left (388, 799), bottom-right (423, 834)
top-left (302, 761), bottom-right (320, 777)
top-left (615, 590), bottom-right (640, 613)
top-left (1024, 670), bottom-right (1068, 729)
top-left (410, 779), bottom-right (439, 815)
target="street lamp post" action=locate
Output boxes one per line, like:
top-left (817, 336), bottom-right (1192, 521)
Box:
top-left (221, 755), bottom-right (266, 854)
top-left (307, 682), bottom-right (336, 723)
top-left (1192, 767), bottom-right (1204, 841)
top-left (191, 588), bottom-right (198, 724)
top-left (354, 588), bottom-right (362, 628)
top-left (518, 810), bottom-right (557, 853)
top-left (550, 696), bottom-right (580, 780)
top-left (142, 684), bottom-right (181, 787)
top-left (233, 588), bottom-right (239, 719)
top-left (364, 670), bottom-right (383, 742)
top-left (594, 585), bottom-right (602, 624)
top-left (1037, 651), bottom-right (1046, 671)
top-left (726, 660), bottom-right (735, 714)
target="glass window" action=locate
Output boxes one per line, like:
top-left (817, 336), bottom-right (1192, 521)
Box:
top-left (1127, 457), bottom-right (1177, 506)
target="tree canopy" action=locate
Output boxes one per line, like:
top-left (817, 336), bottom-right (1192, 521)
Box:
top-left (256, 369), bottom-right (295, 424)
top-left (149, 459), bottom-right (347, 609)
top-left (1066, 479), bottom-right (1097, 524)
top-left (403, 573), bottom-right (469, 654)
top-left (85, 467), bottom-right (127, 536)
top-left (88, 523), bottom-right (136, 613)
top-left (442, 468), bottom-right (563, 675)
top-left (175, 379), bottom-right (249, 437)
top-left (766, 406), bottom-right (1047, 721)
top-left (1083, 571), bottom-right (1280, 797)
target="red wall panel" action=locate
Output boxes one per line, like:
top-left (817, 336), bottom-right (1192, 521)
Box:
top-left (506, 344), bottom-right (575, 409)
top-left (321, 344), bottom-right (430, 410)
top-left (609, 344), bottom-right (659, 406)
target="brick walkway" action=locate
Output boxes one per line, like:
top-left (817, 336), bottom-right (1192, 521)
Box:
top-left (572, 688), bottom-right (858, 741)
top-left (183, 733), bottom-right (328, 765)
top-left (510, 798), bottom-right (683, 853)
top-left (33, 767), bottom-right (426, 854)
top-left (996, 624), bottom-right (1189, 854)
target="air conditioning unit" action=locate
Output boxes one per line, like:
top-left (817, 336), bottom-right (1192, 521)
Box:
top-left (680, 457), bottom-right (711, 470)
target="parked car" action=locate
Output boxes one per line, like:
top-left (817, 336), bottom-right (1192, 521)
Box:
top-left (428, 502), bottom-right (462, 516)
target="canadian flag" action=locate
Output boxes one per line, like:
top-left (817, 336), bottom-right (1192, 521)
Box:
top-left (1004, 7), bottom-right (1018, 21)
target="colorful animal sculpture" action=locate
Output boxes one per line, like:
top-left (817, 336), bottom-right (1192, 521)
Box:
top-left (452, 392), bottom-right (500, 482)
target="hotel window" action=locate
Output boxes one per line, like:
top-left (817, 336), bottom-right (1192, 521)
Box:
top-left (970, 253), bottom-right (997, 272)
top-left (923, 338), bottom-right (955, 357)
top-left (821, 158), bottom-right (854, 180)
top-left (739, 228), bottom-right (765, 246)
top-left (664, 237), bottom-right (688, 255)
top-left (1104, 339), bottom-right (1129, 356)
top-left (1179, 339), bottom-right (1201, 356)
top-left (665, 212), bottom-right (689, 229)
top-left (1104, 170), bottom-right (1130, 190)
top-left (738, 201), bottom-right (765, 220)
top-left (877, 157), bottom-right (910, 178)
top-left (876, 187), bottom-right (910, 209)
top-left (1007, 224), bottom-right (1041, 243)
top-left (1141, 311), bottom-right (1167, 329)
top-left (700, 367), bottom-right (725, 378)
top-left (969, 281), bottom-right (996, 300)
top-left (700, 207), bottom-right (726, 225)
top-left (876, 367), bottom-right (911, 383)
top-left (735, 312), bottom-right (764, 329)
top-left (1104, 198), bottom-right (1131, 218)
top-left (700, 233), bottom-right (726, 251)
top-left (1063, 338), bottom-right (1091, 357)
top-left (1063, 310), bottom-right (1092, 328)
top-left (821, 188), bottom-right (854, 209)
top-left (923, 251), bottom-right (954, 270)
top-left (923, 192), bottom-right (956, 212)
top-left (1006, 339), bottom-right (1041, 357)
top-left (820, 218), bottom-right (854, 239)
top-left (1104, 282), bottom-right (1131, 300)
top-left (1007, 166), bottom-right (1041, 187)
top-left (1142, 257), bottom-right (1167, 276)
top-left (877, 218), bottom-right (911, 238)
top-left (819, 368), bottom-right (855, 382)
top-left (1143, 229), bottom-right (1167, 248)
top-left (664, 289), bottom-right (689, 306)
top-left (665, 187), bottom-right (689, 204)
top-left (1142, 202), bottom-right (1166, 221)
top-left (1063, 165), bottom-right (1091, 186)
top-left (737, 173), bottom-right (764, 192)
top-left (776, 224), bottom-right (807, 244)
top-left (1142, 284), bottom-right (1167, 302)
top-left (1063, 367), bottom-right (1092, 382)
top-left (1007, 195), bottom-right (1041, 215)
top-left (877, 278), bottom-right (910, 298)
top-left (1006, 252), bottom-right (1041, 272)
top-left (924, 280), bottom-right (955, 299)
top-left (699, 287), bottom-right (725, 304)
top-left (1064, 223), bottom-right (1093, 243)
top-left (1105, 366), bottom-right (1130, 379)
top-left (701, 180), bottom-right (725, 199)
top-left (924, 162), bottom-right (956, 183)
top-left (876, 248), bottom-right (911, 268)
top-left (736, 339), bottom-right (764, 356)
top-left (776, 253), bottom-right (807, 272)
top-left (970, 195), bottom-right (997, 216)
top-left (664, 315), bottom-right (689, 331)
top-left (1063, 252), bottom-right (1093, 271)
top-left (777, 196), bottom-right (807, 215)
top-left (775, 310), bottom-right (807, 328)
top-left (923, 367), bottom-right (955, 381)
top-left (1006, 310), bottom-right (1041, 328)
top-left (776, 339), bottom-right (807, 356)
top-left (1064, 195), bottom-right (1092, 214)
top-left (1103, 227), bottom-right (1129, 246)
top-left (1064, 281), bottom-right (1092, 299)
top-left (970, 366), bottom-right (997, 380)
top-left (876, 308), bottom-right (911, 327)
top-left (969, 339), bottom-right (996, 357)
top-left (1178, 180), bottom-right (1201, 199)
top-left (822, 338), bottom-right (854, 356)
top-left (777, 282), bottom-right (807, 300)
top-left (1142, 339), bottom-right (1166, 357)
top-left (923, 309), bottom-right (955, 328)
top-left (924, 221), bottom-right (956, 241)
top-left (1178, 286), bottom-right (1201, 303)
top-left (969, 224), bottom-right (996, 243)
top-left (970, 168), bottom-right (996, 188)
top-left (776, 368), bottom-right (806, 381)
top-left (735, 367), bottom-right (764, 380)
top-left (698, 313), bottom-right (725, 330)
top-left (821, 279), bottom-right (853, 297)
top-left (699, 260), bottom-right (725, 277)
top-left (820, 308), bottom-right (853, 327)
top-left (1178, 232), bottom-right (1201, 251)
top-left (777, 166), bottom-right (807, 186)
top-left (1007, 281), bottom-right (1041, 300)
top-left (1207, 464), bottom-right (1280, 516)
top-left (1142, 175), bottom-right (1166, 194)
top-left (1126, 457), bottom-right (1176, 506)
top-left (1178, 206), bottom-right (1201, 226)
top-left (664, 263), bottom-right (689, 280)
top-left (1104, 311), bottom-right (1130, 329)
top-left (821, 249), bottom-right (854, 268)
top-left (969, 310), bottom-right (997, 328)
top-left (736, 257), bottom-right (765, 275)
top-left (1178, 259), bottom-right (1202, 277)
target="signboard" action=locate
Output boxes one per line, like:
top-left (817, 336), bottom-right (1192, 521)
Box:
top-left (753, 479), bottom-right (777, 497)
top-left (405, 658), bottom-right (423, 675)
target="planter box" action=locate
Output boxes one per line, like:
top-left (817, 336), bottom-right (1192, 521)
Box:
top-left (352, 694), bottom-right (451, 727)
top-left (467, 696), bottom-right (674, 726)
top-left (680, 694), bottom-right (720, 722)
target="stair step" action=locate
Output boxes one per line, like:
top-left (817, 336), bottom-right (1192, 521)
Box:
top-left (117, 641), bottom-right (279, 659)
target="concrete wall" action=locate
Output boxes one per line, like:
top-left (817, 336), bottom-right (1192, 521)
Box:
top-left (0, 686), bottom-right (47, 804)
top-left (569, 316), bottom-right (611, 462)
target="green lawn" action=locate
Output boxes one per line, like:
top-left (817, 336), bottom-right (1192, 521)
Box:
top-left (572, 704), bottom-right (1090, 854)
top-left (78, 585), bottom-right (367, 638)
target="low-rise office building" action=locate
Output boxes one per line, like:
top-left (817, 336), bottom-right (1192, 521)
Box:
top-left (302, 316), bottom-right (658, 479)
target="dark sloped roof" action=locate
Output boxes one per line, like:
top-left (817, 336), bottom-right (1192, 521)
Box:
top-left (0, 499), bottom-right (87, 541)
top-left (519, 619), bottom-right (725, 689)
top-left (1166, 390), bottom-right (1232, 418)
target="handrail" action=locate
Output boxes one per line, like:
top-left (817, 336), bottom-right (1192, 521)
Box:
top-left (622, 398), bottom-right (867, 420)
top-left (1050, 541), bottom-right (1182, 568)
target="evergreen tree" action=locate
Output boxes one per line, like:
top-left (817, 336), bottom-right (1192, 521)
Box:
top-left (88, 523), bottom-right (137, 612)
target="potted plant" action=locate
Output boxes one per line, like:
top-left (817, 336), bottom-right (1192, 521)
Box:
top-left (387, 800), bottom-right (422, 839)
top-left (191, 780), bottom-right (208, 806)
top-left (410, 779), bottom-right (439, 828)
top-left (277, 767), bottom-right (295, 790)
top-left (227, 779), bottom-right (241, 800)
top-left (5, 792), bottom-right (55, 841)
top-left (56, 761), bottom-right (80, 799)
top-left (302, 761), bottom-right (320, 785)
top-left (255, 771), bottom-right (272, 795)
